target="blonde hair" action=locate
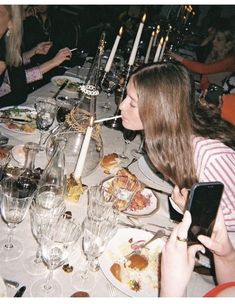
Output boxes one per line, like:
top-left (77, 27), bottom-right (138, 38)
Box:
top-left (131, 62), bottom-right (197, 189)
top-left (4, 5), bottom-right (24, 67)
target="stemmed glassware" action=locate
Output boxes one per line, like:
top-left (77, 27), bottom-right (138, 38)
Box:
top-left (31, 216), bottom-right (81, 297)
top-left (119, 128), bottom-right (137, 165)
top-left (35, 97), bottom-right (58, 146)
top-left (23, 201), bottom-right (66, 275)
top-left (100, 71), bottom-right (118, 110)
top-left (72, 216), bottom-right (117, 292)
top-left (0, 177), bottom-right (36, 261)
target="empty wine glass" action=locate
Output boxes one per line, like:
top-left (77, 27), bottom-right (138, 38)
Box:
top-left (119, 128), bottom-right (137, 164)
top-left (35, 98), bottom-right (57, 146)
top-left (0, 177), bottom-right (36, 261)
top-left (131, 134), bottom-right (145, 159)
top-left (100, 71), bottom-right (118, 110)
top-left (31, 216), bottom-right (81, 297)
top-left (72, 216), bottom-right (117, 291)
top-left (23, 201), bottom-right (66, 276)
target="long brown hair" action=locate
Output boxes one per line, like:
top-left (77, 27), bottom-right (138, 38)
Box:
top-left (131, 62), bottom-right (197, 189)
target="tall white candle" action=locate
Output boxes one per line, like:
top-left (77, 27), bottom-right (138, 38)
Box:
top-left (104, 27), bottom-right (123, 72)
top-left (159, 36), bottom-right (168, 61)
top-left (153, 37), bottom-right (163, 62)
top-left (144, 30), bottom-right (154, 64)
top-left (73, 117), bottom-right (94, 180)
top-left (153, 25), bottom-right (160, 47)
top-left (128, 14), bottom-right (146, 66)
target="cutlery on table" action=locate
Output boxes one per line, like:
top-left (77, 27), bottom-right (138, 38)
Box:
top-left (14, 286), bottom-right (26, 297)
top-left (52, 79), bottom-right (69, 99)
top-left (3, 278), bottom-right (19, 288)
top-left (125, 229), bottom-right (166, 259)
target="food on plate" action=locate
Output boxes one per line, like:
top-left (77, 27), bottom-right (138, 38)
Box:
top-left (0, 147), bottom-right (10, 160)
top-left (108, 235), bottom-right (163, 293)
top-left (127, 254), bottom-right (148, 270)
top-left (0, 107), bottom-right (36, 133)
top-left (100, 153), bottom-right (120, 174)
top-left (103, 168), bottom-right (151, 212)
top-left (110, 263), bottom-right (122, 281)
top-left (53, 77), bottom-right (81, 92)
top-left (71, 291), bottom-right (90, 297)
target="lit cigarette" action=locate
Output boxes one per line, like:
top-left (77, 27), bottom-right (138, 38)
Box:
top-left (70, 48), bottom-right (78, 52)
top-left (94, 115), bottom-right (122, 124)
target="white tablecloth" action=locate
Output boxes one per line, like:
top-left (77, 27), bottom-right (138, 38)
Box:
top-left (0, 65), bottom-right (231, 298)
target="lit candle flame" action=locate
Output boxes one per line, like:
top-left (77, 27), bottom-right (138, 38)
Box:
top-left (142, 14), bottom-right (146, 23)
top-left (160, 37), bottom-right (164, 45)
top-left (119, 26), bottom-right (123, 36)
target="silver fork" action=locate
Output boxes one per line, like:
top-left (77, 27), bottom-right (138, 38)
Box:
top-left (125, 229), bottom-right (166, 259)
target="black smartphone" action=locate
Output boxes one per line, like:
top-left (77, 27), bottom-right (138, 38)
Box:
top-left (187, 181), bottom-right (224, 244)
top-left (205, 84), bottom-right (224, 105)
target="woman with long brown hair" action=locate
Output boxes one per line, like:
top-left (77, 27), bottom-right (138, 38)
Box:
top-left (119, 62), bottom-right (235, 231)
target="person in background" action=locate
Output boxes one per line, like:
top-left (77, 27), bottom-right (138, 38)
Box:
top-left (119, 62), bottom-right (235, 230)
top-left (23, 4), bottom-right (80, 89)
top-left (169, 22), bottom-right (235, 91)
top-left (0, 5), bottom-right (71, 107)
top-left (160, 209), bottom-right (235, 297)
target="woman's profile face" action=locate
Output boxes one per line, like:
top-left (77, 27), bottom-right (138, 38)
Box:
top-left (0, 6), bottom-right (11, 39)
top-left (213, 32), bottom-right (227, 51)
top-left (119, 79), bottom-right (143, 130)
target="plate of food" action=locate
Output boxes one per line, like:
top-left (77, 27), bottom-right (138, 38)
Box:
top-left (51, 75), bottom-right (84, 93)
top-left (99, 227), bottom-right (165, 297)
top-left (101, 168), bottom-right (159, 216)
top-left (0, 106), bottom-right (37, 134)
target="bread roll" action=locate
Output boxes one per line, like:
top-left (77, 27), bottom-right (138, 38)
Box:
top-left (100, 153), bottom-right (120, 174)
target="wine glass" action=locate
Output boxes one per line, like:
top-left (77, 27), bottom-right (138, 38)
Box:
top-left (23, 201), bottom-right (66, 276)
top-left (0, 177), bottom-right (36, 261)
top-left (72, 216), bottom-right (117, 292)
top-left (119, 128), bottom-right (137, 165)
top-left (100, 71), bottom-right (118, 110)
top-left (31, 216), bottom-right (81, 297)
top-left (35, 98), bottom-right (57, 146)
top-left (131, 134), bottom-right (145, 159)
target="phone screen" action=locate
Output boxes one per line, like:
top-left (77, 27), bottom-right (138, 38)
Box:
top-left (187, 182), bottom-right (224, 243)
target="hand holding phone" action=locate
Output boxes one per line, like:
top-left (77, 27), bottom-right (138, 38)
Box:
top-left (187, 182), bottom-right (224, 244)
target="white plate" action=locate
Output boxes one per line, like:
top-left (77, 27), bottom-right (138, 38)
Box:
top-left (99, 228), bottom-right (165, 297)
top-left (0, 106), bottom-right (37, 134)
top-left (138, 156), bottom-right (173, 192)
top-left (102, 177), bottom-right (159, 217)
top-left (51, 75), bottom-right (85, 93)
top-left (0, 276), bottom-right (7, 297)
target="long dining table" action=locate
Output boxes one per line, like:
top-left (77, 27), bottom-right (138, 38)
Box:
top-left (0, 63), bottom-right (234, 298)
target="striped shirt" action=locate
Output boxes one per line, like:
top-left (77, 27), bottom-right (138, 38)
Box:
top-left (193, 136), bottom-right (235, 231)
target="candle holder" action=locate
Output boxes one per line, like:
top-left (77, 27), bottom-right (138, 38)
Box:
top-left (103, 65), bottom-right (132, 130)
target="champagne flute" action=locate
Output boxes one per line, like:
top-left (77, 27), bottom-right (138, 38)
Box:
top-left (23, 201), bottom-right (66, 276)
top-left (31, 216), bottom-right (81, 297)
top-left (35, 98), bottom-right (57, 146)
top-left (0, 177), bottom-right (36, 261)
top-left (72, 217), bottom-right (117, 292)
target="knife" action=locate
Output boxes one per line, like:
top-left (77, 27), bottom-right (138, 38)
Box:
top-left (0, 117), bottom-right (32, 123)
top-left (14, 286), bottom-right (26, 297)
top-left (52, 79), bottom-right (69, 99)
top-left (144, 185), bottom-right (172, 196)
top-left (3, 278), bottom-right (19, 288)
